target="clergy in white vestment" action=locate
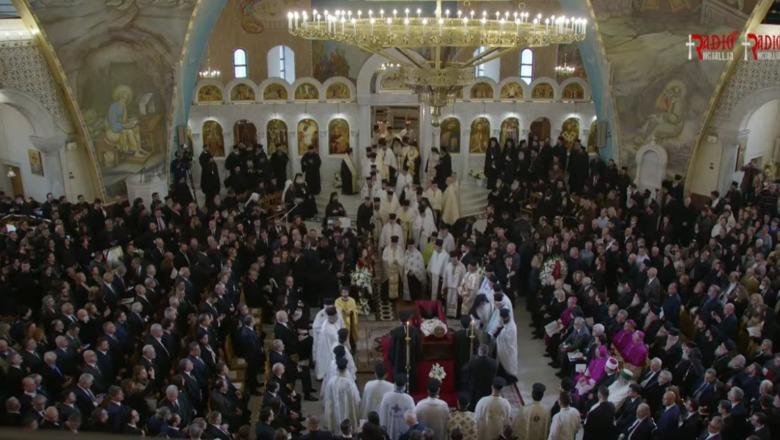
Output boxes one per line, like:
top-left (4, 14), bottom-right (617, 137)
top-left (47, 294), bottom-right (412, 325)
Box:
top-left (378, 374), bottom-right (417, 440)
top-left (382, 237), bottom-right (406, 300)
top-left (607, 369), bottom-right (634, 410)
top-left (361, 362), bottom-right (395, 420)
top-left (455, 260), bottom-right (480, 318)
top-left (382, 141), bottom-right (399, 181)
top-left (437, 226), bottom-right (456, 254)
top-left (443, 252), bottom-right (466, 318)
top-left (361, 176), bottom-right (382, 201)
top-left (415, 379), bottom-right (450, 440)
top-left (427, 239), bottom-right (449, 300)
top-left (312, 299), bottom-right (345, 367)
top-left (395, 167), bottom-right (413, 197)
top-left (514, 383), bottom-right (550, 440)
top-left (441, 176), bottom-right (461, 226)
top-left (494, 308), bottom-right (519, 383)
top-left (322, 357), bottom-right (361, 431)
top-left (485, 291), bottom-right (513, 336)
top-left (413, 203), bottom-right (437, 252)
top-left (403, 241), bottom-right (426, 301)
top-left (379, 189), bottom-right (400, 224)
top-left (548, 393), bottom-right (581, 440)
top-left (422, 180), bottom-right (443, 218)
top-left (397, 201), bottom-right (417, 245)
top-left (314, 308), bottom-right (341, 380)
top-left (379, 214), bottom-right (404, 250)
top-left (474, 378), bottom-right (512, 440)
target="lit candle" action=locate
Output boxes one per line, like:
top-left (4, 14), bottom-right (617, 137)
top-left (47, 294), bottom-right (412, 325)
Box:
top-left (393, 9), bottom-right (397, 19)
top-left (545, 17), bottom-right (549, 31)
top-left (370, 17), bottom-right (375, 34)
top-left (287, 12), bottom-right (293, 29)
top-left (405, 8), bottom-right (409, 19)
top-left (417, 8), bottom-right (422, 19)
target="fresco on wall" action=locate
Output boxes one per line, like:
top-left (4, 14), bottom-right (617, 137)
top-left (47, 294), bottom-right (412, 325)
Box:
top-left (469, 118), bottom-right (491, 154)
top-left (587, 120), bottom-right (599, 153)
top-left (499, 118), bottom-right (520, 148)
top-left (240, 0), bottom-right (307, 33)
top-left (590, 0), bottom-right (755, 173)
top-left (312, 41), bottom-right (370, 82)
top-left (326, 82), bottom-right (351, 100)
top-left (380, 69), bottom-right (409, 91)
top-left (530, 117), bottom-right (551, 143)
top-left (234, 121), bottom-right (257, 146)
top-left (328, 118), bottom-right (350, 155)
top-left (202, 121), bottom-right (225, 157)
top-left (500, 82), bottom-right (524, 100)
top-left (28, 149), bottom-right (44, 177)
top-left (28, 0), bottom-right (197, 197)
top-left (295, 83), bottom-right (319, 100)
top-left (439, 118), bottom-right (460, 154)
top-left (470, 83), bottom-right (494, 100)
top-left (563, 83), bottom-right (585, 101)
top-left (198, 85), bottom-right (223, 102)
top-left (561, 118), bottom-right (581, 147)
top-left (267, 119), bottom-right (288, 155)
top-left (532, 83), bottom-right (554, 100)
top-left (297, 119), bottom-right (319, 155)
top-left (263, 83), bottom-right (288, 101)
top-left (231, 83), bottom-right (256, 101)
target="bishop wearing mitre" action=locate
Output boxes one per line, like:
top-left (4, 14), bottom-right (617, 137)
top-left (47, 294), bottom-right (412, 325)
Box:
top-left (382, 236), bottom-right (405, 300)
top-left (379, 213), bottom-right (404, 250)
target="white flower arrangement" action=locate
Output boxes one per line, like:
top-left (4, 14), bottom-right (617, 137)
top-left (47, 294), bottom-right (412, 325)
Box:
top-left (351, 267), bottom-right (373, 289)
top-left (351, 267), bottom-right (374, 316)
top-left (428, 363), bottom-right (447, 382)
top-left (540, 256), bottom-right (568, 286)
top-left (468, 168), bottom-right (486, 181)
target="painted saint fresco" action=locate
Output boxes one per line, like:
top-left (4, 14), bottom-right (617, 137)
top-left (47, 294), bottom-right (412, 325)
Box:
top-left (561, 118), bottom-right (581, 147)
top-left (198, 85), bottom-right (223, 102)
top-left (379, 69), bottom-right (408, 91)
top-left (266, 119), bottom-right (288, 155)
top-left (470, 83), bottom-right (494, 100)
top-left (297, 119), bottom-right (319, 155)
top-left (240, 0), bottom-right (307, 33)
top-left (202, 121), bottom-right (225, 157)
top-left (499, 118), bottom-right (520, 147)
top-left (28, 0), bottom-right (198, 197)
top-left (532, 83), bottom-right (555, 100)
top-left (328, 118), bottom-right (350, 154)
top-left (589, 0), bottom-right (755, 173)
top-left (500, 82), bottom-right (524, 99)
top-left (439, 118), bottom-right (460, 154)
top-left (28, 149), bottom-right (44, 177)
top-left (231, 83), bottom-right (256, 101)
top-left (295, 83), bottom-right (319, 100)
top-left (263, 83), bottom-right (288, 101)
top-left (563, 83), bottom-right (585, 101)
top-left (469, 118), bottom-right (491, 154)
top-left (312, 41), bottom-right (370, 82)
top-left (326, 82), bottom-right (351, 100)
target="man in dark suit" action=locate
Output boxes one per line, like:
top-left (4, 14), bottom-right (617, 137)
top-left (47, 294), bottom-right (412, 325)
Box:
top-left (239, 315), bottom-right (265, 394)
top-left (41, 351), bottom-right (66, 400)
top-left (160, 384), bottom-right (194, 427)
top-left (698, 416), bottom-right (723, 440)
top-left (299, 415), bottom-right (334, 440)
top-left (749, 412), bottom-right (772, 440)
top-left (679, 400), bottom-right (704, 440)
top-left (622, 403), bottom-right (655, 440)
top-left (616, 384), bottom-right (643, 433)
top-left (654, 391), bottom-right (681, 438)
top-left (72, 373), bottom-right (99, 420)
top-left (692, 369), bottom-right (722, 414)
top-left (583, 387), bottom-right (616, 440)
top-left (646, 369), bottom-right (673, 415)
top-left (269, 339), bottom-right (316, 401)
top-left (204, 411), bottom-right (231, 440)
top-left (144, 324), bottom-right (172, 378)
top-left (727, 387), bottom-right (751, 440)
top-left (463, 344), bottom-right (498, 410)
top-left (105, 385), bottom-right (131, 432)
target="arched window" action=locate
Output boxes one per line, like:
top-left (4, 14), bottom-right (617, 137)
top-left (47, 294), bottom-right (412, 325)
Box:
top-left (520, 48), bottom-right (534, 84)
top-left (233, 49), bottom-right (248, 79)
top-left (267, 45), bottom-right (296, 83)
top-left (473, 46), bottom-right (500, 82)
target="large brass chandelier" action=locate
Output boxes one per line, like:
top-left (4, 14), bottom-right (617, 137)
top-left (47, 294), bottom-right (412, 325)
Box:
top-left (288, 1), bottom-right (587, 126)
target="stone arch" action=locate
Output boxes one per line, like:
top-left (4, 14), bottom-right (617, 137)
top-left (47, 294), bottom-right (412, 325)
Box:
top-left (635, 143), bottom-right (668, 193)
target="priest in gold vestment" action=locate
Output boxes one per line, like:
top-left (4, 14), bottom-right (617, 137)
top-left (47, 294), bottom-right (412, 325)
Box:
top-left (382, 236), bottom-right (405, 300)
top-left (441, 176), bottom-right (461, 227)
top-left (335, 286), bottom-right (358, 349)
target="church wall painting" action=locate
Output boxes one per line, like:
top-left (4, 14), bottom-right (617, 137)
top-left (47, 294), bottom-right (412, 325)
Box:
top-left (263, 83), bottom-right (288, 101)
top-left (499, 118), bottom-right (520, 148)
top-left (532, 83), bottom-right (555, 100)
top-left (297, 118), bottom-right (319, 155)
top-left (240, 0), bottom-right (307, 34)
top-left (470, 82), bottom-right (494, 100)
top-left (198, 85), bottom-right (223, 102)
top-left (530, 117), bottom-right (551, 142)
top-left (326, 82), bottom-right (351, 100)
top-left (469, 117), bottom-right (491, 154)
top-left (230, 83), bottom-right (256, 102)
top-left (28, 149), bottom-right (44, 177)
top-left (500, 82), bottom-right (524, 100)
top-left (328, 118), bottom-right (350, 155)
top-left (563, 83), bottom-right (585, 101)
top-left (312, 40), bottom-right (370, 82)
top-left (234, 121), bottom-right (257, 146)
top-left (590, 0), bottom-right (753, 174)
top-left (28, 0), bottom-right (198, 197)
top-left (561, 117), bottom-right (581, 147)
top-left (202, 121), bottom-right (225, 157)
top-left (439, 118), bottom-right (460, 155)
top-left (266, 119), bottom-right (288, 155)
top-left (295, 83), bottom-right (319, 100)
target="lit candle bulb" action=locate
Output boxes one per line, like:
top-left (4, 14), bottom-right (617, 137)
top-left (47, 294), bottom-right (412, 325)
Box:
top-left (379, 9), bottom-right (384, 18)
top-left (457, 10), bottom-right (462, 18)
top-left (287, 11), bottom-right (293, 29)
top-left (445, 9), bottom-right (450, 18)
top-left (404, 8), bottom-right (409, 19)
top-left (393, 9), bottom-right (397, 19)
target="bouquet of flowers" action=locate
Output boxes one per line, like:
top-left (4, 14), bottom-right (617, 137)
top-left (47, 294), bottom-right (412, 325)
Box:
top-left (428, 363), bottom-right (447, 382)
top-left (540, 255), bottom-right (568, 286)
top-left (351, 267), bottom-right (374, 315)
top-left (468, 168), bottom-right (486, 181)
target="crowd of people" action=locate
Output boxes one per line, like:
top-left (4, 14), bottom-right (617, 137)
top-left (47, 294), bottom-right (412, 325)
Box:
top-left (0, 124), bottom-right (778, 440)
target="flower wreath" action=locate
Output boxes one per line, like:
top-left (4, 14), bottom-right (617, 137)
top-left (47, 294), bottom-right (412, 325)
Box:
top-left (540, 255), bottom-right (568, 286)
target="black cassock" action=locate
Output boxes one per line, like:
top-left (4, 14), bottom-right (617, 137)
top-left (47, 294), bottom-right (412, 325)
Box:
top-left (483, 145), bottom-right (501, 190)
top-left (340, 158), bottom-right (356, 195)
top-left (388, 324), bottom-right (422, 391)
top-left (285, 183), bottom-right (316, 219)
top-left (270, 151), bottom-right (289, 189)
top-left (301, 152), bottom-right (322, 195)
top-left (435, 152), bottom-right (452, 190)
top-left (452, 328), bottom-right (476, 390)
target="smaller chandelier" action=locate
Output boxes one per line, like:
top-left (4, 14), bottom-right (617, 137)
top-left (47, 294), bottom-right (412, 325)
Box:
top-left (199, 67), bottom-right (221, 80)
top-left (555, 53), bottom-right (576, 75)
